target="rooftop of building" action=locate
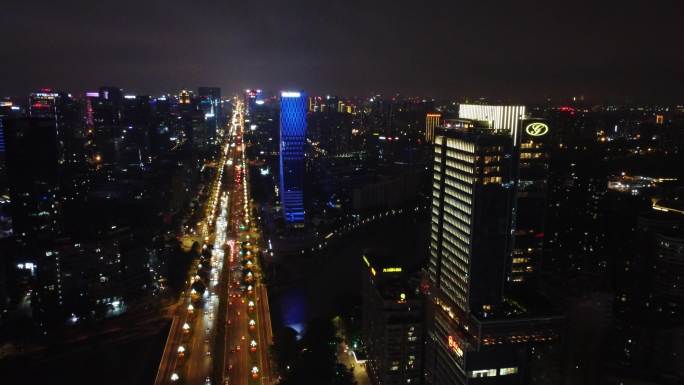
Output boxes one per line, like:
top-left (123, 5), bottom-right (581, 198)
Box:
top-left (441, 118), bottom-right (491, 130)
top-left (362, 251), bottom-right (421, 303)
top-left (469, 291), bottom-right (564, 324)
top-left (435, 121), bottom-right (513, 140)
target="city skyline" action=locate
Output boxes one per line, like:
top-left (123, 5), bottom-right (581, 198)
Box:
top-left (2, 2), bottom-right (684, 385)
top-left (1, 84), bottom-right (683, 385)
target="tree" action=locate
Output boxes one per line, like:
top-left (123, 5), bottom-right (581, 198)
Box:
top-left (277, 318), bottom-right (355, 385)
top-left (271, 327), bottom-right (298, 374)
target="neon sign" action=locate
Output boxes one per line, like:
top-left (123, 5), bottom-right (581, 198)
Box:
top-left (525, 122), bottom-right (549, 137)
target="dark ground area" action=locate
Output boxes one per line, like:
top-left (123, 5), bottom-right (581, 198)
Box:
top-left (0, 317), bottom-right (170, 385)
top-left (268, 212), bottom-right (429, 335)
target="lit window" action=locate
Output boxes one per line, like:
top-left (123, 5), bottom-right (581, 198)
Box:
top-left (500, 367), bottom-right (518, 375)
top-left (468, 369), bottom-right (497, 378)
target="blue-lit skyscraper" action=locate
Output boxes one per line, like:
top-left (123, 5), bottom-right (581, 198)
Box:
top-left (279, 91), bottom-right (306, 227)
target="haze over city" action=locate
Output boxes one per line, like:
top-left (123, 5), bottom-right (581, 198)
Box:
top-left (2, 0), bottom-right (683, 101)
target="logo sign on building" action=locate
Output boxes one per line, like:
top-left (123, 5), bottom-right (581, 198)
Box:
top-left (524, 122), bottom-right (549, 137)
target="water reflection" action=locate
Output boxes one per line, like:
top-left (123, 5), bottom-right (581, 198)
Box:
top-left (279, 287), bottom-right (307, 338)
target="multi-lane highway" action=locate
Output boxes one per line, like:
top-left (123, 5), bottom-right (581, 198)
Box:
top-left (222, 99), bottom-right (273, 385)
top-left (155, 98), bottom-right (273, 385)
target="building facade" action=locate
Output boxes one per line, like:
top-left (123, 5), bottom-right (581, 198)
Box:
top-left (362, 252), bottom-right (423, 385)
top-left (425, 113), bottom-right (441, 144)
top-left (508, 120), bottom-right (550, 286)
top-left (279, 91), bottom-right (307, 227)
top-left (424, 107), bottom-right (561, 385)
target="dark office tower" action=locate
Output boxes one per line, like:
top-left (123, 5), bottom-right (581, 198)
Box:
top-left (28, 90), bottom-right (82, 158)
top-left (0, 120), bottom-right (4, 156)
top-left (150, 95), bottom-right (178, 153)
top-left (3, 118), bottom-right (61, 240)
top-left (245, 89), bottom-right (262, 114)
top-left (650, 200), bottom-right (684, 301)
top-left (0, 100), bottom-right (14, 158)
top-left (198, 87), bottom-right (221, 100)
top-left (198, 87), bottom-right (222, 141)
top-left (279, 91), bottom-right (306, 227)
top-left (0, 102), bottom-right (15, 239)
top-left (509, 120), bottom-right (550, 286)
top-left (308, 108), bottom-right (352, 156)
top-left (122, 95), bottom-right (153, 165)
top-left (362, 252), bottom-right (423, 385)
top-left (181, 108), bottom-right (206, 148)
top-left (324, 95), bottom-right (339, 112)
top-left (96, 87), bottom-right (123, 128)
top-left (0, 102), bottom-right (23, 191)
top-left (98, 86), bottom-right (124, 130)
top-left (122, 95), bottom-right (152, 128)
top-left (425, 118), bottom-right (562, 385)
top-left (93, 87), bottom-right (124, 163)
top-left (99, 86), bottom-right (123, 105)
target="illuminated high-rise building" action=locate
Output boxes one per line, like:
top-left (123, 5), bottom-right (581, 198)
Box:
top-left (178, 89), bottom-right (192, 104)
top-left (245, 89), bottom-right (263, 114)
top-left (425, 113), bottom-right (441, 143)
top-left (29, 89), bottom-right (60, 118)
top-left (424, 108), bottom-right (561, 385)
top-left (279, 91), bottom-right (307, 227)
top-left (458, 104), bottom-right (550, 287)
top-left (427, 120), bottom-right (516, 315)
top-left (458, 104), bottom-right (527, 144)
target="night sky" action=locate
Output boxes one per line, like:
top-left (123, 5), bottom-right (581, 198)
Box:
top-left (2, 0), bottom-right (683, 102)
